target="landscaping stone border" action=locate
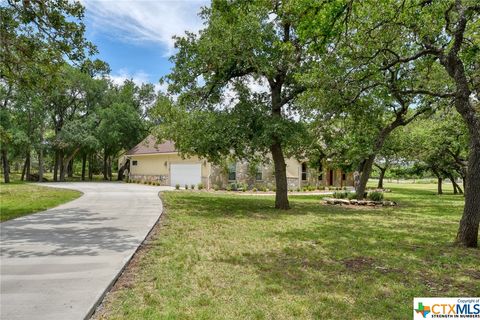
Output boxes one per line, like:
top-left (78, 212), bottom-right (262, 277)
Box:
top-left (324, 198), bottom-right (397, 206)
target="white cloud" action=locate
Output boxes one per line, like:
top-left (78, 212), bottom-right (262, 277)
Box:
top-left (82, 0), bottom-right (208, 55)
top-left (109, 68), bottom-right (149, 86)
top-left (108, 68), bottom-right (167, 93)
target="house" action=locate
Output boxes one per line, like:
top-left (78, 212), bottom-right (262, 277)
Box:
top-left (123, 135), bottom-right (354, 189)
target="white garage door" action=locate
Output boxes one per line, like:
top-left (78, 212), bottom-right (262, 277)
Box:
top-left (170, 164), bottom-right (202, 187)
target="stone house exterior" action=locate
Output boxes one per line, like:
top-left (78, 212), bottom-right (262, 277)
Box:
top-left (122, 135), bottom-right (354, 189)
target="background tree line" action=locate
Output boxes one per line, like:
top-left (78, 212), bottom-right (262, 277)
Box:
top-left (1, 0), bottom-right (156, 183)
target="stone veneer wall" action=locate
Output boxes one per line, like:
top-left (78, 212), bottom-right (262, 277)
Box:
top-left (209, 161), bottom-right (300, 190)
top-left (129, 174), bottom-right (169, 186)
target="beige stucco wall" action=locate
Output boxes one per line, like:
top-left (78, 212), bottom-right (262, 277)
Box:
top-left (128, 153), bottom-right (211, 186)
top-left (285, 158), bottom-right (301, 179)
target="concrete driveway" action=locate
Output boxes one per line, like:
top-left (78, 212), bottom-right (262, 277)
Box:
top-left (0, 182), bottom-right (172, 320)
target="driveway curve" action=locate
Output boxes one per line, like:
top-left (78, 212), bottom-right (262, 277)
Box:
top-left (0, 182), bottom-right (172, 320)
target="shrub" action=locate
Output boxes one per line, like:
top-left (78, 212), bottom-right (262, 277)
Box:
top-left (191, 184), bottom-right (195, 190)
top-left (185, 184), bottom-right (189, 190)
top-left (236, 182), bottom-right (247, 192)
top-left (175, 184), bottom-right (180, 190)
top-left (260, 186), bottom-right (267, 192)
top-left (368, 191), bottom-right (384, 201)
top-left (197, 183), bottom-right (204, 190)
top-left (228, 183), bottom-right (238, 191)
top-left (347, 192), bottom-right (357, 200)
top-left (252, 187), bottom-right (257, 192)
top-left (143, 181), bottom-right (148, 185)
top-left (213, 184), bottom-right (219, 191)
top-left (296, 188), bottom-right (301, 192)
top-left (271, 186), bottom-right (276, 192)
top-left (333, 191), bottom-right (350, 199)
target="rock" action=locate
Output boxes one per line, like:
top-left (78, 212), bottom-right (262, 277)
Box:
top-left (324, 198), bottom-right (336, 205)
top-left (382, 201), bottom-right (397, 206)
top-left (335, 199), bottom-right (350, 205)
top-left (349, 199), bottom-right (358, 205)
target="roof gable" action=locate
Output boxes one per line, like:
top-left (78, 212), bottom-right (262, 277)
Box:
top-left (126, 135), bottom-right (176, 155)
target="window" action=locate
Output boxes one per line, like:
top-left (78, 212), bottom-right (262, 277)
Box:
top-left (228, 163), bottom-right (236, 181)
top-left (255, 166), bottom-right (262, 181)
top-left (318, 163), bottom-right (323, 180)
top-left (301, 163), bottom-right (307, 181)
top-left (132, 160), bottom-right (138, 166)
top-left (342, 173), bottom-right (346, 181)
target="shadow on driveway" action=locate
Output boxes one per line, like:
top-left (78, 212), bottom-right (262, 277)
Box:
top-left (0, 207), bottom-right (138, 258)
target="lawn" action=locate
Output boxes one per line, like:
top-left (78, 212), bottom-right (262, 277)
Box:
top-left (95, 183), bottom-right (479, 320)
top-left (0, 182), bottom-right (82, 222)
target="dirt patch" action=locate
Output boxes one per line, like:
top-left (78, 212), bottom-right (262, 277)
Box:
top-left (343, 257), bottom-right (408, 276)
top-left (90, 199), bottom-right (168, 319)
top-left (464, 269), bottom-right (480, 280)
top-left (343, 257), bottom-right (375, 271)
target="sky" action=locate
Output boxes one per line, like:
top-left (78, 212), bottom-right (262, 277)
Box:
top-left (81, 0), bottom-right (209, 90)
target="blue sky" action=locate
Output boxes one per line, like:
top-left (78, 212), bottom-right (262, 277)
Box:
top-left (82, 0), bottom-right (208, 90)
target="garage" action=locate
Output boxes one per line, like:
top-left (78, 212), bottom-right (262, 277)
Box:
top-left (170, 163), bottom-right (202, 187)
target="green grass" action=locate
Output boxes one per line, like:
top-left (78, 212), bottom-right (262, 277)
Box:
top-left (0, 181), bottom-right (82, 222)
top-left (96, 183), bottom-right (479, 320)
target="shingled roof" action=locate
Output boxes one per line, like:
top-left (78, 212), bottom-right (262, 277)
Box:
top-left (126, 135), bottom-right (177, 155)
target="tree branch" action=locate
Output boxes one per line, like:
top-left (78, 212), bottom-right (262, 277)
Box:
top-left (399, 89), bottom-right (455, 98)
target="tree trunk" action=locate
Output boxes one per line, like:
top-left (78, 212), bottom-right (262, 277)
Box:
top-left (59, 150), bottom-right (65, 182)
top-left (356, 154), bottom-right (376, 200)
top-left (53, 150), bottom-right (59, 182)
top-left (356, 123), bottom-right (399, 200)
top-left (61, 148), bottom-right (80, 182)
top-left (437, 177), bottom-right (443, 195)
top-left (103, 149), bottom-right (108, 180)
top-left (448, 175), bottom-right (463, 195)
top-left (38, 147), bottom-right (44, 182)
top-left (453, 180), bottom-right (463, 194)
top-left (270, 142), bottom-right (289, 210)
top-left (81, 154), bottom-right (87, 181)
top-left (269, 80), bottom-right (289, 210)
top-left (1, 148), bottom-right (10, 183)
top-left (21, 153), bottom-right (30, 181)
top-left (377, 166), bottom-right (386, 189)
top-left (455, 138), bottom-right (480, 247)
top-left (88, 154), bottom-right (93, 180)
top-left (438, 40), bottom-right (480, 247)
top-left (108, 156), bottom-right (112, 181)
top-left (118, 159), bottom-right (130, 181)
top-left (452, 179), bottom-right (458, 195)
top-left (67, 158), bottom-right (73, 178)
